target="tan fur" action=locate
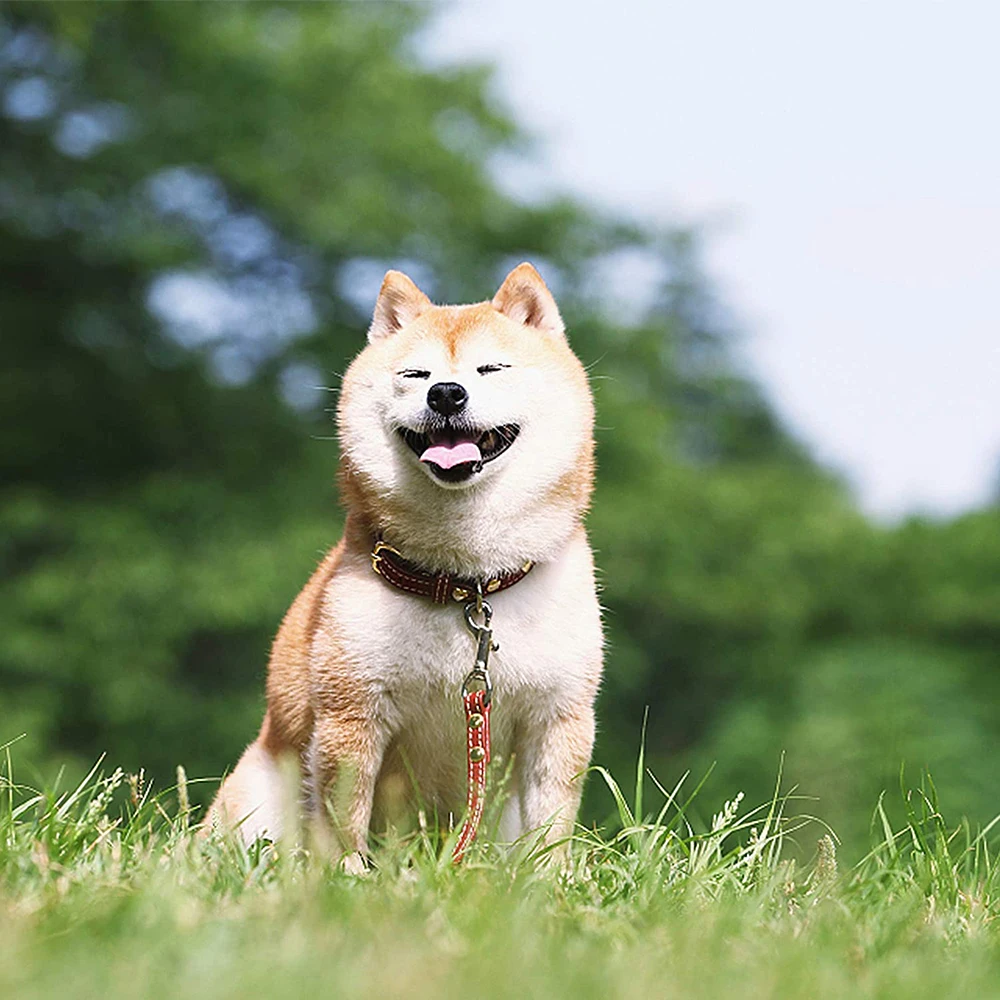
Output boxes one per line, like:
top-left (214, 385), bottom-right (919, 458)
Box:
top-left (209, 264), bottom-right (603, 858)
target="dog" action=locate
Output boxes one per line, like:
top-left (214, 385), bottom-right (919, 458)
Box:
top-left (209, 263), bottom-right (603, 862)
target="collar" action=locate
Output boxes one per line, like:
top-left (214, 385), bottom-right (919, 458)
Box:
top-left (370, 538), bottom-right (534, 605)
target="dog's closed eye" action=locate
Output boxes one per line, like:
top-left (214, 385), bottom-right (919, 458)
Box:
top-left (477, 363), bottom-right (511, 375)
top-left (398, 369), bottom-right (431, 379)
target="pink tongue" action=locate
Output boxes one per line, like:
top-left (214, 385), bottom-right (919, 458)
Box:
top-left (420, 441), bottom-right (482, 469)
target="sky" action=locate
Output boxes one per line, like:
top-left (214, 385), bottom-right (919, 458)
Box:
top-left (423, 0), bottom-right (1000, 519)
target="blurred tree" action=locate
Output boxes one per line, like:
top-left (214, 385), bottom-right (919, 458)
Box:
top-left (1, 2), bottom-right (997, 855)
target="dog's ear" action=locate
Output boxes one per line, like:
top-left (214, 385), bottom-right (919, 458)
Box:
top-left (492, 262), bottom-right (564, 338)
top-left (368, 270), bottom-right (432, 343)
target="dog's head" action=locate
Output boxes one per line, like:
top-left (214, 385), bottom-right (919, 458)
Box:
top-left (338, 264), bottom-right (594, 570)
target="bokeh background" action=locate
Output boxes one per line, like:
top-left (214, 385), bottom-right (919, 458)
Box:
top-left (2, 2), bottom-right (998, 858)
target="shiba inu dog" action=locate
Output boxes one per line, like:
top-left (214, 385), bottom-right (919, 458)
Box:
top-left (209, 263), bottom-right (603, 861)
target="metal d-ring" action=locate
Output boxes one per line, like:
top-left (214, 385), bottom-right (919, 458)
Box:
top-left (464, 597), bottom-right (493, 636)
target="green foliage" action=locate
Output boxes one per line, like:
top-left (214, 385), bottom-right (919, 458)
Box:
top-left (702, 640), bottom-right (1000, 852)
top-left (1, 1), bottom-right (998, 859)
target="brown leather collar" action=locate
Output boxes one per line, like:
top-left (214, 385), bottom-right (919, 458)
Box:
top-left (370, 539), bottom-right (534, 605)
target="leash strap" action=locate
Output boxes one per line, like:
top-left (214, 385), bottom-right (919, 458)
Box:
top-left (452, 687), bottom-right (491, 862)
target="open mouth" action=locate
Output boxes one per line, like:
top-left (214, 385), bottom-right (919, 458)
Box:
top-left (398, 423), bottom-right (520, 483)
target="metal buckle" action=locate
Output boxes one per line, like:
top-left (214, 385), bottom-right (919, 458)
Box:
top-left (370, 539), bottom-right (402, 578)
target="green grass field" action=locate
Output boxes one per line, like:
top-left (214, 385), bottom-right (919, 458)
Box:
top-left (3, 741), bottom-right (999, 1000)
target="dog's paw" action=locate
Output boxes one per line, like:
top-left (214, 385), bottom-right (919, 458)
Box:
top-left (340, 851), bottom-right (369, 876)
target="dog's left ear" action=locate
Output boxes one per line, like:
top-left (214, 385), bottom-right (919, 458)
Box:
top-left (492, 263), bottom-right (564, 338)
top-left (368, 270), bottom-right (433, 343)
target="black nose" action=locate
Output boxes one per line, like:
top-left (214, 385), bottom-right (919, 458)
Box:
top-left (427, 381), bottom-right (468, 416)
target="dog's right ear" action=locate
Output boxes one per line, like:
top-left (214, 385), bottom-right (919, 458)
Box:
top-left (368, 271), bottom-right (432, 343)
top-left (492, 262), bottom-right (565, 338)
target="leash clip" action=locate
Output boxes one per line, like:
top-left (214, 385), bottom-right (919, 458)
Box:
top-left (462, 596), bottom-right (497, 704)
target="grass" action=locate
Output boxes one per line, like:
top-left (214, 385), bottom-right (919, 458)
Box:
top-left (2, 736), bottom-right (1000, 1000)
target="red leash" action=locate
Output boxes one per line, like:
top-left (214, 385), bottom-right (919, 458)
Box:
top-left (452, 596), bottom-right (496, 863)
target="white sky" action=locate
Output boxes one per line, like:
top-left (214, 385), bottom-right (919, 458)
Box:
top-left (424, 0), bottom-right (1000, 519)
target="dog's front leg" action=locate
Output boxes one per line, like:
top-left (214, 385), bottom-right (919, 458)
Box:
top-left (306, 712), bottom-right (386, 870)
top-left (516, 701), bottom-right (595, 855)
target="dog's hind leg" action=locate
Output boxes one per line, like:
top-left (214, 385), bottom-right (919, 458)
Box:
top-left (207, 727), bottom-right (292, 845)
